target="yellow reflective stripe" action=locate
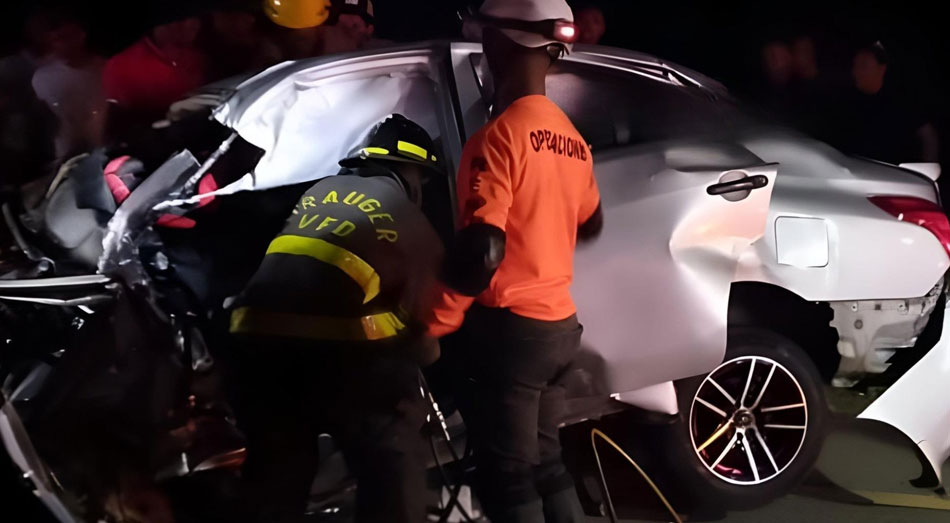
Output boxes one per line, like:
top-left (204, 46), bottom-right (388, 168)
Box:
top-left (361, 310), bottom-right (406, 340)
top-left (230, 307), bottom-right (405, 341)
top-left (397, 140), bottom-right (427, 161)
top-left (267, 235), bottom-right (380, 304)
top-left (361, 147), bottom-right (390, 156)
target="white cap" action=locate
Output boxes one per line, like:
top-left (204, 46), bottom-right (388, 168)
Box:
top-left (479, 0), bottom-right (575, 50)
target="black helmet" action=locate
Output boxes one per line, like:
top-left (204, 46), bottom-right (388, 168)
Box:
top-left (340, 114), bottom-right (441, 174)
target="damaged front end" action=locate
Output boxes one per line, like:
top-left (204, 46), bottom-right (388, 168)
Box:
top-left (0, 125), bottom-right (256, 521)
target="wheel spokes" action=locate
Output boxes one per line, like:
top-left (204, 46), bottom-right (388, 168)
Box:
top-left (711, 432), bottom-right (740, 469)
top-left (740, 359), bottom-right (756, 407)
top-left (697, 419), bottom-right (733, 453)
top-left (696, 397), bottom-right (728, 418)
top-left (750, 362), bottom-right (776, 410)
top-left (760, 403), bottom-right (805, 413)
top-left (707, 376), bottom-right (737, 406)
top-left (740, 432), bottom-right (761, 482)
top-left (751, 427), bottom-right (779, 473)
top-left (692, 356), bottom-right (810, 485)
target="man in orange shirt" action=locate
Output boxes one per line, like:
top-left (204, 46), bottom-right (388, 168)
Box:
top-left (426, 1), bottom-right (602, 521)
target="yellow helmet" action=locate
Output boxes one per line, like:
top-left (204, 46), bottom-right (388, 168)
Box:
top-left (263, 0), bottom-right (332, 29)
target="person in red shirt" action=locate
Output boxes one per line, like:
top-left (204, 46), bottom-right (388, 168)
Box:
top-left (102, 8), bottom-right (206, 127)
top-left (425, 1), bottom-right (602, 521)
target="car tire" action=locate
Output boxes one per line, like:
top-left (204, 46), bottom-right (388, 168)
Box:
top-left (665, 327), bottom-right (827, 510)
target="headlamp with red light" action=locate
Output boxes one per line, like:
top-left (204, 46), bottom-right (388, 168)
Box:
top-left (476, 14), bottom-right (579, 44)
top-left (459, 6), bottom-right (579, 51)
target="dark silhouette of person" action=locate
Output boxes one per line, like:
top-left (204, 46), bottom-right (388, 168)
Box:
top-left (839, 42), bottom-right (938, 164)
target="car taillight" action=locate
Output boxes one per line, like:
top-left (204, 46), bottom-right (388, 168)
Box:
top-left (869, 196), bottom-right (950, 257)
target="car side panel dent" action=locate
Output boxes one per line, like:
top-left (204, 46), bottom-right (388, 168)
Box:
top-left (573, 144), bottom-right (776, 394)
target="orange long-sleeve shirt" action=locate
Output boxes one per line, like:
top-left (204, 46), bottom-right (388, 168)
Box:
top-left (426, 95), bottom-right (600, 338)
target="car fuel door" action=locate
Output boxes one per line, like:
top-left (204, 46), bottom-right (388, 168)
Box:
top-left (572, 142), bottom-right (777, 395)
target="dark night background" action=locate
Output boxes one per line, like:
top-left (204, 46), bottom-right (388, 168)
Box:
top-left (4, 0), bottom-right (948, 169)
top-left (4, 1), bottom-right (946, 90)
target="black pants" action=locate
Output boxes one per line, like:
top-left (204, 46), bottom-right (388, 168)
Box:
top-left (454, 305), bottom-right (585, 523)
top-left (235, 341), bottom-right (428, 523)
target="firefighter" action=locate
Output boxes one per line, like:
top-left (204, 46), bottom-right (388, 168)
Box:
top-left (231, 114), bottom-right (444, 523)
top-left (263, 0), bottom-right (332, 29)
top-left (425, 0), bottom-right (603, 521)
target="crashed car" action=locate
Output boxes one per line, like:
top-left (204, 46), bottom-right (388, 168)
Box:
top-left (3, 41), bottom-right (950, 519)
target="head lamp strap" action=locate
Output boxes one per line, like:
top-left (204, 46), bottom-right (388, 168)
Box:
top-left (469, 13), bottom-right (578, 44)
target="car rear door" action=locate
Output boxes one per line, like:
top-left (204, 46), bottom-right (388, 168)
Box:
top-left (573, 144), bottom-right (776, 393)
top-left (451, 45), bottom-right (777, 395)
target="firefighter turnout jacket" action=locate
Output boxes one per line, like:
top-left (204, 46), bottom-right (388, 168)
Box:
top-left (426, 95), bottom-right (600, 338)
top-left (231, 173), bottom-right (443, 343)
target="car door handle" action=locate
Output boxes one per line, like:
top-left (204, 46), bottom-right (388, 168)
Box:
top-left (706, 175), bottom-right (769, 196)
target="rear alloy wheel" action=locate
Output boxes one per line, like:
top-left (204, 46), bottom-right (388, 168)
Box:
top-left (669, 328), bottom-right (827, 510)
top-left (690, 356), bottom-right (807, 486)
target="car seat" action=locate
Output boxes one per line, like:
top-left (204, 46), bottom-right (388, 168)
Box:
top-left (19, 152), bottom-right (116, 273)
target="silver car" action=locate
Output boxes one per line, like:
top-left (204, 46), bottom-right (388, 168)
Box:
top-left (4, 41), bottom-right (949, 514)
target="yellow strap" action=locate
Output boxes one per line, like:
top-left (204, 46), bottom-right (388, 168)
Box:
top-left (230, 307), bottom-right (406, 342)
top-left (267, 235), bottom-right (380, 304)
top-left (397, 140), bottom-right (428, 161)
top-left (361, 146), bottom-right (390, 157)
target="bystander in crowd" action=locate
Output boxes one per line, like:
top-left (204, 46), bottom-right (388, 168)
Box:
top-left (786, 35), bottom-right (833, 140)
top-left (0, 9), bottom-right (56, 188)
top-left (837, 42), bottom-right (939, 163)
top-left (756, 40), bottom-right (795, 124)
top-left (574, 4), bottom-right (606, 45)
top-left (321, 0), bottom-right (378, 54)
top-left (31, 9), bottom-right (106, 161)
top-left (203, 1), bottom-right (283, 80)
top-left (102, 6), bottom-right (207, 130)
top-left (272, 0), bottom-right (380, 59)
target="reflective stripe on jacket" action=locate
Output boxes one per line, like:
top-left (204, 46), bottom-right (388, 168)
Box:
top-left (232, 174), bottom-right (442, 343)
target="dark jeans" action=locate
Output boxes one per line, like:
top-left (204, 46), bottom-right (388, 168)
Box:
top-left (454, 305), bottom-right (584, 523)
top-left (235, 340), bottom-right (428, 523)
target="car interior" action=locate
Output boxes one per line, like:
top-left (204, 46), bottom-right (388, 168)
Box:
top-left (470, 53), bottom-right (746, 153)
top-left (3, 103), bottom-right (455, 308)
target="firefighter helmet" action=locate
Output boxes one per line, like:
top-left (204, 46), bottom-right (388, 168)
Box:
top-left (263, 0), bottom-right (332, 29)
top-left (340, 114), bottom-right (441, 174)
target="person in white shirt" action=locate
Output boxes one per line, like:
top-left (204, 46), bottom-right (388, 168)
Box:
top-left (31, 11), bottom-right (106, 160)
top-left (0, 9), bottom-right (56, 187)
